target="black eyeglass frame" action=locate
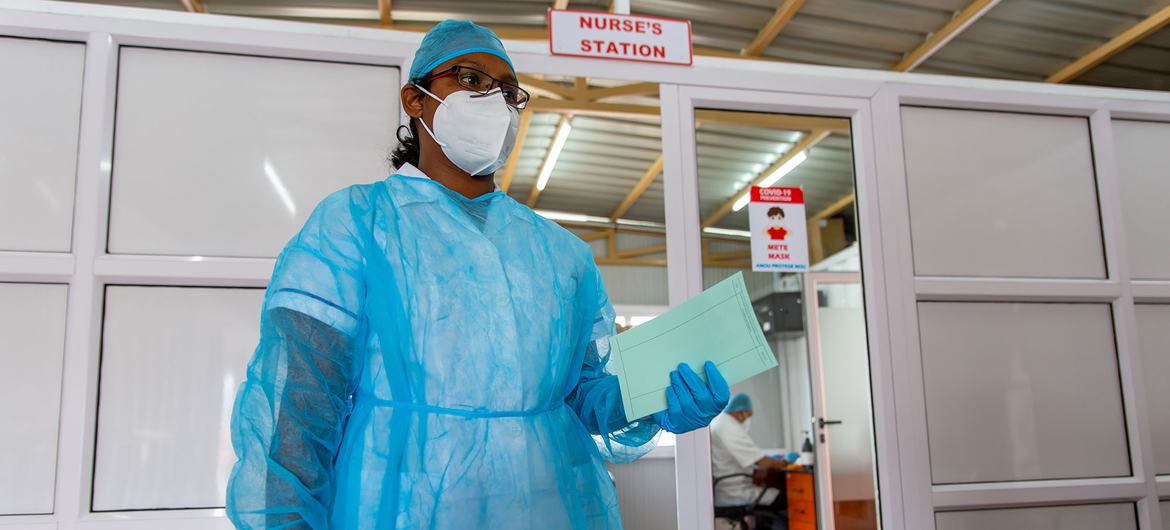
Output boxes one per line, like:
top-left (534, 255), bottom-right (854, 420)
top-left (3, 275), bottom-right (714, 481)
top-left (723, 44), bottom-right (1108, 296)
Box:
top-left (418, 65), bottom-right (530, 110)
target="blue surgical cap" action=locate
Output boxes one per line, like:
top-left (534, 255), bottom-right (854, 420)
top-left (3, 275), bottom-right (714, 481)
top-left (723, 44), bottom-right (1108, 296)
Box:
top-left (409, 20), bottom-right (516, 82)
top-left (725, 393), bottom-right (752, 413)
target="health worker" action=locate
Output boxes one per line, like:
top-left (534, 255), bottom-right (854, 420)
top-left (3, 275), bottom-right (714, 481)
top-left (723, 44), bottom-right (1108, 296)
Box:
top-left (711, 393), bottom-right (790, 509)
top-left (225, 19), bottom-right (730, 530)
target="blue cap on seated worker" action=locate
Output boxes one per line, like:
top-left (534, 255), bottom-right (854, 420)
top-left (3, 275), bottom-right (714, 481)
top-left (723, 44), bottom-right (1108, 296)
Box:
top-left (725, 392), bottom-right (753, 413)
top-left (224, 18), bottom-right (729, 530)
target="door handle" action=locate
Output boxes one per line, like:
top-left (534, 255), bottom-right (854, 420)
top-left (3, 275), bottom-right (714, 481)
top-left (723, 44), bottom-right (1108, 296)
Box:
top-left (818, 418), bottom-right (843, 429)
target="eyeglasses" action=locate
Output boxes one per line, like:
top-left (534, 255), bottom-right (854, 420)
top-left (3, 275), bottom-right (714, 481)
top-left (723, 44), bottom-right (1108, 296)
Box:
top-left (420, 65), bottom-right (530, 110)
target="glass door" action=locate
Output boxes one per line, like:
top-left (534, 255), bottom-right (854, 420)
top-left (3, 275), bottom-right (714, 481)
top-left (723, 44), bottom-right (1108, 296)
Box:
top-left (675, 99), bottom-right (880, 530)
top-left (804, 273), bottom-right (878, 530)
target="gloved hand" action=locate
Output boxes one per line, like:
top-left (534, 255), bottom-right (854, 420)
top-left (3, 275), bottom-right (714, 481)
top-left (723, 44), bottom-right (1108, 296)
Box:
top-left (653, 361), bottom-right (730, 434)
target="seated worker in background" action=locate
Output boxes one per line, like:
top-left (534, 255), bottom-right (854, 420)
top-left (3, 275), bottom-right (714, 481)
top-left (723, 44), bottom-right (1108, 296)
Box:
top-left (711, 393), bottom-right (790, 513)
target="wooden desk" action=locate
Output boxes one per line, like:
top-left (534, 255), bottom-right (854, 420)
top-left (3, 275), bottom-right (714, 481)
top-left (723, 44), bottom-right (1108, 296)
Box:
top-left (786, 468), bottom-right (816, 530)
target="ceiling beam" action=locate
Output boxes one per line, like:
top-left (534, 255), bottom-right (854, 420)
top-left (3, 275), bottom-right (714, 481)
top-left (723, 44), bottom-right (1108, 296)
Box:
top-left (518, 75), bottom-right (575, 100)
top-left (577, 228), bottom-right (615, 242)
top-left (583, 82), bottom-right (660, 101)
top-left (596, 257), bottom-right (668, 266)
top-left (611, 154), bottom-right (664, 220)
top-left (180, 0), bottom-right (204, 13)
top-left (516, 78), bottom-right (658, 102)
top-left (377, 0), bottom-right (392, 26)
top-left (527, 98), bottom-right (659, 118)
top-left (701, 130), bottom-right (830, 228)
top-left (741, 0), bottom-right (806, 56)
top-left (553, 0), bottom-right (571, 9)
top-left (696, 109), bottom-right (850, 134)
top-left (573, 77), bottom-right (590, 100)
top-left (614, 244), bottom-right (668, 258)
top-left (892, 0), bottom-right (1002, 72)
top-left (499, 110), bottom-right (533, 193)
top-left (708, 249), bottom-right (752, 261)
top-left (526, 99), bottom-right (850, 133)
top-left (1045, 4), bottom-right (1170, 83)
top-left (705, 260), bottom-right (753, 269)
top-left (813, 193), bottom-right (855, 220)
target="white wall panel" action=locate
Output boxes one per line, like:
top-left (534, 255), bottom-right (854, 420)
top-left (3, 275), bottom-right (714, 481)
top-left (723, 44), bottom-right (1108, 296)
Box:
top-left (0, 283), bottom-right (68, 514)
top-left (93, 286), bottom-right (264, 510)
top-left (1113, 120), bottom-right (1170, 280)
top-left (936, 504), bottom-right (1136, 530)
top-left (0, 37), bottom-right (84, 252)
top-left (608, 458), bottom-right (678, 530)
top-left (901, 107), bottom-right (1105, 279)
top-left (919, 302), bottom-right (1129, 484)
top-left (107, 47), bottom-right (399, 257)
top-left (1162, 501), bottom-right (1170, 530)
top-left (1137, 304), bottom-right (1170, 475)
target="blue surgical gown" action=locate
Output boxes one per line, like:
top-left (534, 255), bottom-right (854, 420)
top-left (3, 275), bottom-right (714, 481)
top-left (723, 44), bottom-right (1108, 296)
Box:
top-left (226, 170), bottom-right (660, 530)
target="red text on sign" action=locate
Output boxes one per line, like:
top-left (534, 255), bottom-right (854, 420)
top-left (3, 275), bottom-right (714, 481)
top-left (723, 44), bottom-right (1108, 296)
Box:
top-left (580, 39), bottom-right (667, 59)
top-left (579, 16), bottom-right (664, 35)
top-left (751, 186), bottom-right (804, 204)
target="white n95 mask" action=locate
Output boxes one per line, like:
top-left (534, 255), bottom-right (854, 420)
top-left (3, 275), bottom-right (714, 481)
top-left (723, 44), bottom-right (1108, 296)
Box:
top-left (416, 86), bottom-right (519, 176)
top-left (742, 418), bottom-right (753, 433)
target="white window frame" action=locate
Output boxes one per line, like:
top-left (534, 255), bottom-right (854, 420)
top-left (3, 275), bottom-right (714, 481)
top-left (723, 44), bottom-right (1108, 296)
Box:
top-left (1, 2), bottom-right (1169, 529)
top-left (871, 83), bottom-right (1170, 530)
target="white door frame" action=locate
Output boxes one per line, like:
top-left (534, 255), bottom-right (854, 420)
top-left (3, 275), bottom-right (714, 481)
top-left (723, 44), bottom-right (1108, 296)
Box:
top-left (803, 271), bottom-right (865, 530)
top-left (664, 86), bottom-right (897, 530)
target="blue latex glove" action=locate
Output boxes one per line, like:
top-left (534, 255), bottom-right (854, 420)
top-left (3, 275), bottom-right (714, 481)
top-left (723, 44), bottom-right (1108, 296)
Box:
top-left (653, 361), bottom-right (730, 434)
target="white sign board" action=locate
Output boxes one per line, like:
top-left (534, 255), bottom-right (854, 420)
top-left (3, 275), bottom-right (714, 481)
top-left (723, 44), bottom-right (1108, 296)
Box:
top-left (548, 9), bottom-right (693, 66)
top-left (748, 187), bottom-right (809, 272)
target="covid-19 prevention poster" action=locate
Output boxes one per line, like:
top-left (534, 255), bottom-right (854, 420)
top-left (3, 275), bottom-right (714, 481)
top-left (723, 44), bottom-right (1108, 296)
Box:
top-left (748, 186), bottom-right (809, 273)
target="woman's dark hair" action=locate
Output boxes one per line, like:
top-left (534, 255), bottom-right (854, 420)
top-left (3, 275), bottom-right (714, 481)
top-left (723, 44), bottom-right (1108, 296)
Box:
top-left (390, 120), bottom-right (420, 169)
top-left (768, 206), bottom-right (785, 218)
top-left (390, 80), bottom-right (430, 170)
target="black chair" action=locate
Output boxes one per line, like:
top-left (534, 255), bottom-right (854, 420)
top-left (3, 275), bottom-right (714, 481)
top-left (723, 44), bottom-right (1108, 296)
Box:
top-left (713, 473), bottom-right (785, 530)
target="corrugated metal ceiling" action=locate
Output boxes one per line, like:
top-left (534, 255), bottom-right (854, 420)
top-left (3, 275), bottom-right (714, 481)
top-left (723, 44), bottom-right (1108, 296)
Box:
top-left (56, 0), bottom-right (1160, 234)
top-left (66, 0), bottom-right (1170, 90)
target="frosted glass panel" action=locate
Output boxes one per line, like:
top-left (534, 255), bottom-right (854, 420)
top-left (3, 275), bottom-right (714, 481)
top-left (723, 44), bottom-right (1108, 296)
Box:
top-left (93, 286), bottom-right (263, 510)
top-left (1137, 304), bottom-right (1170, 474)
top-left (902, 107), bottom-right (1105, 279)
top-left (1162, 502), bottom-right (1170, 530)
top-left (108, 47), bottom-right (399, 257)
top-left (0, 37), bottom-right (84, 252)
top-left (1113, 120), bottom-right (1170, 280)
top-left (936, 504), bottom-right (1136, 530)
top-left (919, 302), bottom-right (1129, 484)
top-left (0, 283), bottom-right (68, 514)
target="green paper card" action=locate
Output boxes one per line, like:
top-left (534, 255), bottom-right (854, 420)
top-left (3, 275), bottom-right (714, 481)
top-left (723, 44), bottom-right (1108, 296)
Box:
top-left (610, 272), bottom-right (778, 422)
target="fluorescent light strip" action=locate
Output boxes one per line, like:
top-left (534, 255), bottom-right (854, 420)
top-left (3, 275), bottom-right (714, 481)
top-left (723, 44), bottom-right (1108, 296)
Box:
top-left (732, 193), bottom-right (751, 213)
top-left (703, 227), bottom-right (752, 238)
top-left (731, 151), bottom-right (808, 212)
top-left (534, 209), bottom-right (609, 224)
top-left (535, 119), bottom-right (572, 191)
top-left (536, 209), bottom-right (673, 231)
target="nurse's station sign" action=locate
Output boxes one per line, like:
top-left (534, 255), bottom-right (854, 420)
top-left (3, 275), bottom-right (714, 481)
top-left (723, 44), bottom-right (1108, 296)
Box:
top-left (549, 9), bottom-right (693, 66)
